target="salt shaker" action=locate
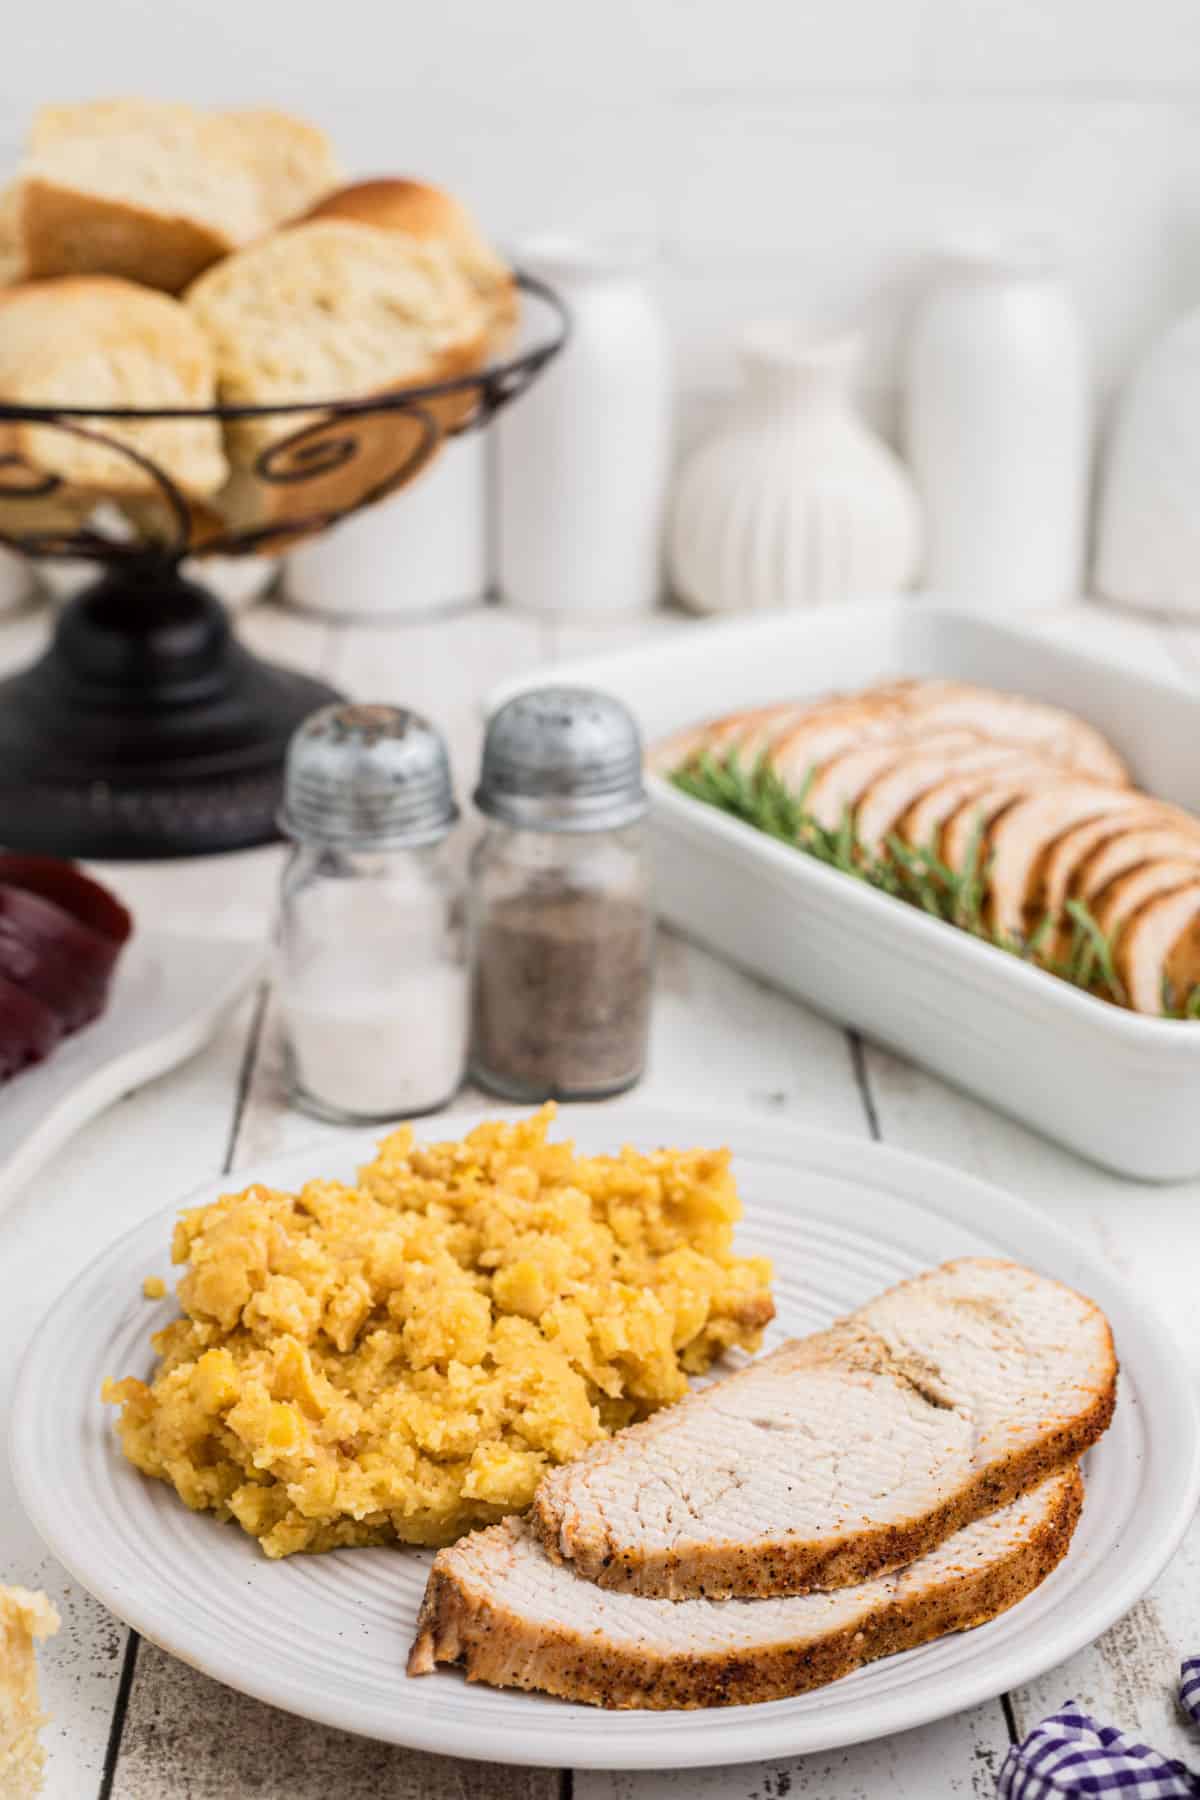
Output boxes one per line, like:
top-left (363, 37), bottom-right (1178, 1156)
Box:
top-left (277, 703), bottom-right (467, 1122)
top-left (469, 686), bottom-right (653, 1101)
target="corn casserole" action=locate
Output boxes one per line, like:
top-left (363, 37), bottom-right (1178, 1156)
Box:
top-left (104, 1109), bottom-right (774, 1557)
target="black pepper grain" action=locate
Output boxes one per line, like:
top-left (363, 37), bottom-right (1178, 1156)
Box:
top-left (471, 890), bottom-right (652, 1098)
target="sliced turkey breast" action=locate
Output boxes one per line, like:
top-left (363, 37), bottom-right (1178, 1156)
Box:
top-left (1117, 883), bottom-right (1200, 1014)
top-left (887, 685), bottom-right (1127, 784)
top-left (1038, 810), bottom-right (1171, 930)
top-left (898, 767), bottom-right (1065, 861)
top-left (984, 788), bottom-right (1153, 944)
top-left (529, 1258), bottom-right (1114, 1601)
top-left (767, 682), bottom-right (1125, 794)
top-left (409, 1465), bottom-right (1083, 1710)
top-left (768, 701), bottom-right (928, 790)
top-left (702, 702), bottom-right (813, 763)
top-left (653, 698), bottom-right (890, 779)
top-left (936, 776), bottom-right (1068, 880)
top-left (803, 732), bottom-right (979, 832)
top-left (1075, 825), bottom-right (1200, 905)
top-left (855, 744), bottom-right (1053, 858)
top-left (1093, 860), bottom-right (1200, 944)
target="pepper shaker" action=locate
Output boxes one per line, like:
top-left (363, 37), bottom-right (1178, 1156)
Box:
top-left (469, 686), bottom-right (654, 1101)
top-left (277, 703), bottom-right (468, 1122)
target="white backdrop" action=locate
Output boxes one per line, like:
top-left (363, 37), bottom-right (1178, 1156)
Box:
top-left (4, 0), bottom-right (1199, 417)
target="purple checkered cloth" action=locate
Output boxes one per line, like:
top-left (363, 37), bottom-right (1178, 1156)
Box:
top-left (997, 1661), bottom-right (1200, 1797)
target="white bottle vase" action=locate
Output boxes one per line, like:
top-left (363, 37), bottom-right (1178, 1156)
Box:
top-left (285, 434), bottom-right (487, 620)
top-left (497, 237), bottom-right (671, 616)
top-left (905, 253), bottom-right (1090, 612)
top-left (669, 325), bottom-right (921, 615)
top-left (1094, 310), bottom-right (1200, 617)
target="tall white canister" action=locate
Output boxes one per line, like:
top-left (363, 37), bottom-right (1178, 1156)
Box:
top-left (284, 434), bottom-right (489, 620)
top-left (905, 250), bottom-right (1090, 611)
top-left (497, 237), bottom-right (671, 616)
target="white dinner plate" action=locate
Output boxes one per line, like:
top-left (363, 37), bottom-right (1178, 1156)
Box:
top-left (0, 932), bottom-right (263, 1217)
top-left (10, 1107), bottom-right (1198, 1771)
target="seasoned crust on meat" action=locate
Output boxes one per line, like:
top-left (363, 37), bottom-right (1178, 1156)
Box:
top-left (529, 1258), bottom-right (1115, 1600)
top-left (409, 1466), bottom-right (1083, 1709)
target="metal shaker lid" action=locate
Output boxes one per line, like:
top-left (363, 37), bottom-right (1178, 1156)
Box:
top-left (474, 686), bottom-right (647, 832)
top-left (279, 703), bottom-right (459, 850)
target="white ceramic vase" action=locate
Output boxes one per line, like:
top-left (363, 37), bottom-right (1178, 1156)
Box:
top-left (905, 252), bottom-right (1090, 612)
top-left (668, 324), bottom-right (921, 615)
top-left (285, 434), bottom-right (488, 619)
top-left (497, 237), bottom-right (671, 616)
top-left (1094, 310), bottom-right (1200, 617)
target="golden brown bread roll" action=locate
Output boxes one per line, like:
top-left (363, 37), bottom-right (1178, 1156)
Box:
top-left (185, 220), bottom-right (488, 539)
top-left (19, 100), bottom-right (266, 293)
top-left (302, 177), bottom-right (517, 347)
top-left (220, 107), bottom-right (342, 225)
top-left (0, 276), bottom-right (227, 507)
top-left (14, 100), bottom-right (342, 294)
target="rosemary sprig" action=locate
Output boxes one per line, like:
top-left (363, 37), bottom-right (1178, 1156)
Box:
top-left (1063, 899), bottom-right (1126, 1003)
top-left (668, 750), bottom-right (1171, 1016)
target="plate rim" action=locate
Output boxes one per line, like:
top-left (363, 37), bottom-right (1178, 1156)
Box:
top-left (11, 1104), bottom-right (1199, 1770)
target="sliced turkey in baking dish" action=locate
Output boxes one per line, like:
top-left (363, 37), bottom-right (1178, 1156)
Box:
top-left (802, 732), bottom-right (980, 832)
top-left (649, 703), bottom-right (805, 775)
top-left (983, 787), bottom-right (1159, 943)
top-left (527, 1258), bottom-right (1114, 1601)
top-left (766, 681), bottom-right (1128, 792)
top-left (1093, 860), bottom-right (1200, 943)
top-left (409, 1464), bottom-right (1083, 1710)
top-left (880, 684), bottom-right (1127, 783)
top-left (1118, 883), bottom-right (1200, 1014)
top-left (935, 776), bottom-right (1072, 880)
top-left (1036, 808), bottom-right (1190, 933)
top-left (894, 764), bottom-right (1064, 859)
top-left (855, 744), bottom-right (1056, 857)
top-left (1075, 826), bottom-right (1200, 904)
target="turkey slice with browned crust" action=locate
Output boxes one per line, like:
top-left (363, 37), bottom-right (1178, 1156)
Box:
top-left (1117, 883), bottom-right (1200, 1014)
top-left (1075, 825), bottom-right (1200, 904)
top-left (935, 775), bottom-right (1074, 881)
top-left (651, 691), bottom-right (913, 778)
top-left (1038, 810), bottom-right (1175, 928)
top-left (899, 766), bottom-right (1066, 862)
top-left (409, 1467), bottom-right (1083, 1710)
top-left (856, 745), bottom-right (1057, 857)
top-left (985, 787), bottom-right (1160, 944)
top-left (1093, 860), bottom-right (1200, 943)
top-left (528, 1258), bottom-right (1113, 1602)
top-left (803, 732), bottom-right (981, 831)
top-left (888, 685), bottom-right (1128, 784)
top-left (767, 698), bottom-right (933, 790)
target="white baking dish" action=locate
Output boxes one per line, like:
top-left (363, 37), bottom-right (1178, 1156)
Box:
top-left (490, 603), bottom-right (1200, 1182)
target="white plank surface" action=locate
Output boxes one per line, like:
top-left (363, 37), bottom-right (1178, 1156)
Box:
top-left (1, 593), bottom-right (1197, 1800)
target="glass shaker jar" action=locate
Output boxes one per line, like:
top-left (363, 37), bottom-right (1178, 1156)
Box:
top-left (277, 703), bottom-right (467, 1123)
top-left (469, 686), bottom-right (653, 1101)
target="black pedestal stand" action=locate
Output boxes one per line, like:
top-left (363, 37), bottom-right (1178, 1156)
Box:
top-left (0, 562), bottom-right (341, 858)
top-left (0, 271), bottom-right (569, 859)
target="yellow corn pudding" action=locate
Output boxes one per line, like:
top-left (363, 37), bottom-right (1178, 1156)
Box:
top-left (104, 1108), bottom-right (774, 1558)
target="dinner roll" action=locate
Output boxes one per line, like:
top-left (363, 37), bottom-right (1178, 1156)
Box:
top-left (303, 177), bottom-right (517, 343)
top-left (20, 99), bottom-right (266, 293)
top-left (0, 276), bottom-right (227, 501)
top-left (185, 220), bottom-right (487, 536)
top-left (0, 185), bottom-right (26, 286)
top-left (221, 107), bottom-right (342, 225)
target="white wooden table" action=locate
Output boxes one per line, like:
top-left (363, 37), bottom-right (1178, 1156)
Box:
top-left (2, 592), bottom-right (1198, 1800)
